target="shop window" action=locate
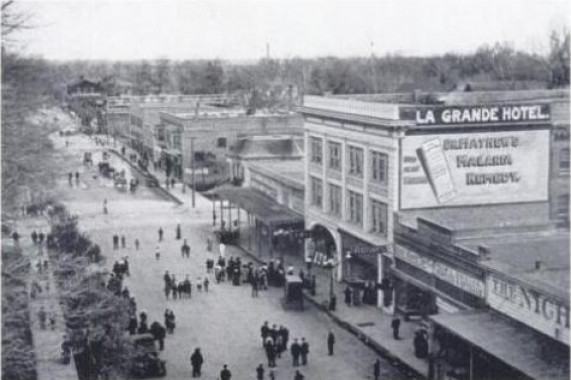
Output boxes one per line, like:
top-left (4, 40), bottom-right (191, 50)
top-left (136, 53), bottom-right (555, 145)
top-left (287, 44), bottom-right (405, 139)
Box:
top-left (559, 148), bottom-right (569, 173)
top-left (217, 137), bottom-right (227, 148)
top-left (310, 137), bottom-right (323, 164)
top-left (371, 151), bottom-right (388, 184)
top-left (310, 177), bottom-right (323, 207)
top-left (557, 195), bottom-right (569, 217)
top-left (347, 190), bottom-right (363, 226)
top-left (370, 199), bottom-right (388, 236)
top-left (348, 146), bottom-right (363, 177)
top-left (329, 184), bottom-right (341, 216)
top-left (328, 141), bottom-right (341, 170)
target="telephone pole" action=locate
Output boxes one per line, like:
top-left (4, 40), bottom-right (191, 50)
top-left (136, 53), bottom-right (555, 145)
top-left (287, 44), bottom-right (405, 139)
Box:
top-left (190, 137), bottom-right (196, 208)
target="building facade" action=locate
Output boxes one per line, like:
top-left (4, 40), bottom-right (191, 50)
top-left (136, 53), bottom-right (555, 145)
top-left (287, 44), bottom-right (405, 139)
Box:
top-left (298, 91), bottom-right (569, 310)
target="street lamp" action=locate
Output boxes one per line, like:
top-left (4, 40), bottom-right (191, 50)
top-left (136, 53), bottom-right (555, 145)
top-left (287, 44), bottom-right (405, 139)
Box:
top-left (323, 257), bottom-right (338, 311)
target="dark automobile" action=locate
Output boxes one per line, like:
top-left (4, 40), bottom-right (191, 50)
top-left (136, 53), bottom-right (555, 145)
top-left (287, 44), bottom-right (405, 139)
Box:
top-left (129, 334), bottom-right (167, 378)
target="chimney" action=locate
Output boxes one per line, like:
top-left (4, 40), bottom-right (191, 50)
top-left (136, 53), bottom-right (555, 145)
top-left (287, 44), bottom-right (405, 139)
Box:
top-left (535, 260), bottom-right (542, 270)
top-left (478, 245), bottom-right (491, 261)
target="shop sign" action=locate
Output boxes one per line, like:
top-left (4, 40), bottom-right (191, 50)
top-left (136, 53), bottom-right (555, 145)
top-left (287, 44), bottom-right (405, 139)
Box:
top-left (433, 262), bottom-right (485, 297)
top-left (395, 245), bottom-right (485, 297)
top-left (400, 130), bottom-right (549, 209)
top-left (350, 246), bottom-right (385, 255)
top-left (487, 275), bottom-right (570, 344)
top-left (400, 104), bottom-right (550, 126)
top-left (395, 244), bottom-right (434, 273)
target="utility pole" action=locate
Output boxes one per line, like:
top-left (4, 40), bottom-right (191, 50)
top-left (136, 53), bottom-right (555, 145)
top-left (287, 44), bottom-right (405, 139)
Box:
top-left (190, 137), bottom-right (196, 208)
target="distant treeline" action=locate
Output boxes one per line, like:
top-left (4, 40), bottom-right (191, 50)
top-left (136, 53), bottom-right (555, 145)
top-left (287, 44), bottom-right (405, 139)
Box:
top-left (50, 33), bottom-right (570, 98)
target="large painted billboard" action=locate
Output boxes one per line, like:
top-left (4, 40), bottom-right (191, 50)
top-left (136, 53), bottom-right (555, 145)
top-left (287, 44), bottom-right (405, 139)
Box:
top-left (400, 130), bottom-right (549, 209)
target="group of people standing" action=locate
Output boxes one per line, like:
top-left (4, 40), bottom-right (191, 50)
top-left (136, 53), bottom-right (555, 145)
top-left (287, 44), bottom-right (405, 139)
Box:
top-left (163, 270), bottom-right (209, 300)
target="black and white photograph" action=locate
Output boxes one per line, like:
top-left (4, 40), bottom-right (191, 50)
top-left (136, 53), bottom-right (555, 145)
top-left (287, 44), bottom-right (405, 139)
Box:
top-left (1, 1), bottom-right (569, 379)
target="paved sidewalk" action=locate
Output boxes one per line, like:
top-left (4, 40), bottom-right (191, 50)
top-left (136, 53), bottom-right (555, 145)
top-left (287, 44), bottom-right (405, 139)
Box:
top-left (107, 136), bottom-right (429, 379)
top-left (15, 217), bottom-right (78, 380)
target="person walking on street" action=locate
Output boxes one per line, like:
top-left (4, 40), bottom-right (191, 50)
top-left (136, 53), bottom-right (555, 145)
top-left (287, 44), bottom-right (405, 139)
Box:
top-left (344, 285), bottom-right (352, 306)
top-left (31, 230), bottom-right (38, 245)
top-left (75, 171), bottom-right (80, 186)
top-left (121, 234), bottom-right (126, 249)
top-left (327, 330), bottom-right (335, 355)
top-left (261, 321), bottom-right (270, 346)
top-left (190, 348), bottom-right (204, 377)
top-left (300, 338), bottom-right (309, 365)
top-left (374, 358), bottom-right (381, 380)
top-left (103, 198), bottom-right (108, 214)
top-left (203, 277), bottom-right (209, 293)
top-left (112, 235), bottom-right (119, 250)
top-left (391, 317), bottom-right (401, 340)
top-left (290, 339), bottom-right (300, 367)
top-left (158, 227), bottom-right (163, 242)
top-left (265, 338), bottom-right (276, 368)
top-left (294, 370), bottom-right (304, 380)
top-left (68, 172), bottom-right (73, 186)
top-left (256, 364), bottom-right (265, 380)
top-left (176, 224), bottom-right (181, 240)
top-left (220, 364), bottom-right (232, 380)
top-left (134, 239), bottom-right (140, 250)
top-left (155, 245), bottom-right (161, 260)
top-left (171, 177), bottom-right (175, 189)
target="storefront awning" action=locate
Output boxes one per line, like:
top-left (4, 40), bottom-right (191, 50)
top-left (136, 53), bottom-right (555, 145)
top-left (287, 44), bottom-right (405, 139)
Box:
top-left (208, 186), bottom-right (304, 227)
top-left (430, 310), bottom-right (569, 380)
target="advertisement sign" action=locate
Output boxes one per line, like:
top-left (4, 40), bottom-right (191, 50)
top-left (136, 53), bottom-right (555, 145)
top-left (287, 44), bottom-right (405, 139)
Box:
top-left (400, 130), bottom-right (549, 209)
top-left (487, 275), bottom-right (570, 345)
top-left (399, 104), bottom-right (551, 126)
top-left (394, 245), bottom-right (485, 297)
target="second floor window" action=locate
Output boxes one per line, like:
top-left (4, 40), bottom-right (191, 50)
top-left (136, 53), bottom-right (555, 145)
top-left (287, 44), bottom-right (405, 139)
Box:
top-left (371, 151), bottom-right (388, 184)
top-left (348, 190), bottom-right (363, 226)
top-left (310, 137), bottom-right (323, 164)
top-left (560, 148), bottom-right (569, 173)
top-left (329, 184), bottom-right (341, 216)
top-left (371, 199), bottom-right (388, 236)
top-left (348, 146), bottom-right (363, 177)
top-left (310, 177), bottom-right (323, 207)
top-left (328, 142), bottom-right (341, 170)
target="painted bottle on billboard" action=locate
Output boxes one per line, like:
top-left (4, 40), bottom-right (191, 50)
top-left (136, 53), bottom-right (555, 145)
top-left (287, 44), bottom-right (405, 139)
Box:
top-left (416, 138), bottom-right (457, 204)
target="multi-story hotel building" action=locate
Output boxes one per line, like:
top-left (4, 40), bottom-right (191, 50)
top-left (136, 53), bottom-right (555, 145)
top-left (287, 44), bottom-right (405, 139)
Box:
top-left (298, 90), bottom-right (569, 302)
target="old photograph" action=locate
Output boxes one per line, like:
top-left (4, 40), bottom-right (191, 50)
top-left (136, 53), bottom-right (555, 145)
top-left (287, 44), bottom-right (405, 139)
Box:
top-left (1, 1), bottom-right (569, 379)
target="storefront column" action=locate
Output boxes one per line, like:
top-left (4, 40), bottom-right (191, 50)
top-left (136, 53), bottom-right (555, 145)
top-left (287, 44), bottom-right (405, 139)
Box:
top-left (220, 199), bottom-right (224, 228)
top-left (228, 203), bottom-right (232, 232)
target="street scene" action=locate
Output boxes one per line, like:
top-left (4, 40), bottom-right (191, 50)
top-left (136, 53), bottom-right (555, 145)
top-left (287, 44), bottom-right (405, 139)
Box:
top-left (2, 1), bottom-right (570, 380)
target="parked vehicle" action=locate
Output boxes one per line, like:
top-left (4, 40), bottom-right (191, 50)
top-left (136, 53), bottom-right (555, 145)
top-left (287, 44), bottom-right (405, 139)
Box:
top-left (129, 334), bottom-right (167, 378)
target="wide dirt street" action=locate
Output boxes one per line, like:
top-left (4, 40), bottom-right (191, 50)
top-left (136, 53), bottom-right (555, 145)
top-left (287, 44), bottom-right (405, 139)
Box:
top-left (54, 132), bottom-right (408, 380)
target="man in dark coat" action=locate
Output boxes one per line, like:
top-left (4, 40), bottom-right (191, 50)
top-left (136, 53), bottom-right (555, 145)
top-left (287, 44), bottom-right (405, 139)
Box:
top-left (113, 235), bottom-right (119, 250)
top-left (327, 330), bottom-right (335, 355)
top-left (300, 338), bottom-right (309, 365)
top-left (265, 339), bottom-right (276, 368)
top-left (190, 348), bottom-right (204, 377)
top-left (391, 317), bottom-right (401, 340)
top-left (344, 286), bottom-right (352, 306)
top-left (158, 227), bottom-right (163, 242)
top-left (31, 230), bottom-right (38, 245)
top-left (270, 324), bottom-right (279, 343)
top-left (150, 321), bottom-right (167, 350)
top-left (290, 339), bottom-right (300, 367)
top-left (176, 224), bottom-right (181, 240)
top-left (261, 321), bottom-right (270, 346)
top-left (220, 364), bottom-right (232, 380)
top-left (374, 358), bottom-right (381, 380)
top-left (256, 364), bottom-right (264, 380)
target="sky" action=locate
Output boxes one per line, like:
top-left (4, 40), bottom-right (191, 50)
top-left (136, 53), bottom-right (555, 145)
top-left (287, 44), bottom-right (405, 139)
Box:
top-left (11, 0), bottom-right (571, 61)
